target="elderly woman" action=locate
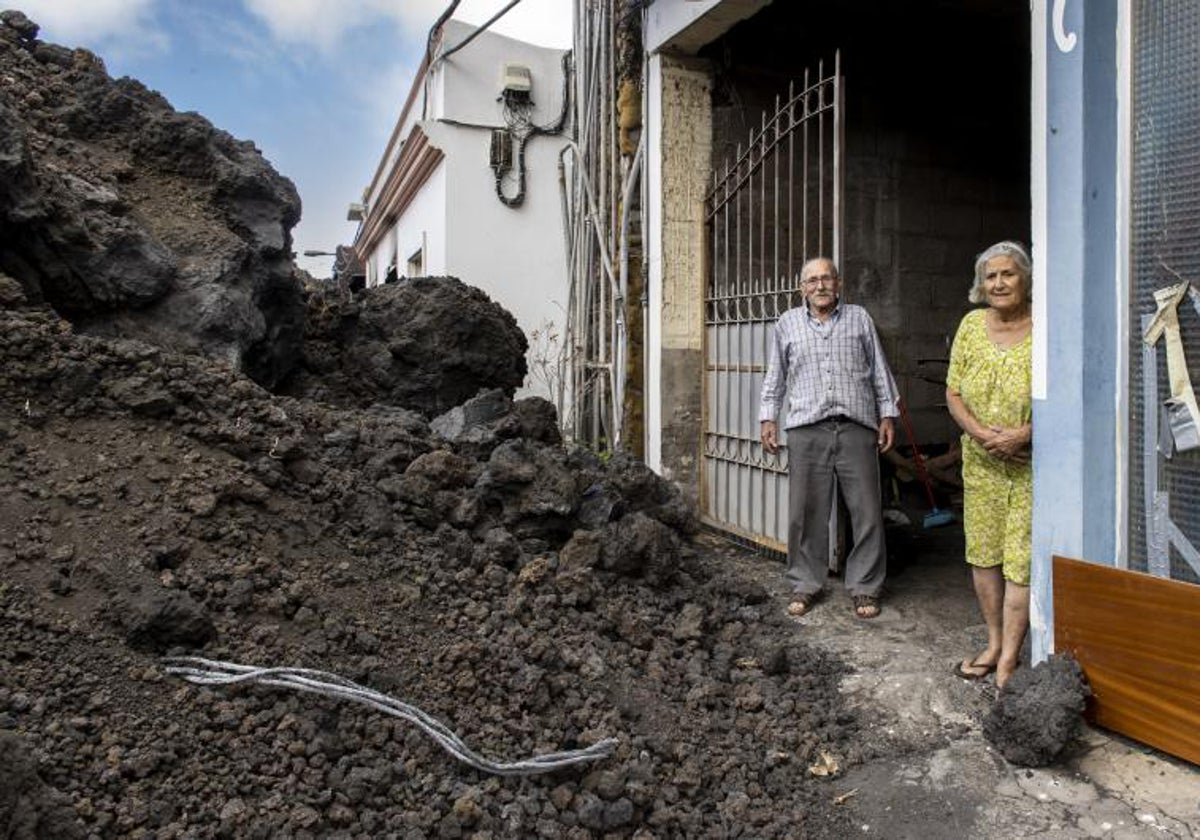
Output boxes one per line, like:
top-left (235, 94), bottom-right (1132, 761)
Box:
top-left (946, 241), bottom-right (1033, 688)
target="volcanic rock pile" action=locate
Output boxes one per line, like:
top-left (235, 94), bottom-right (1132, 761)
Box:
top-left (0, 278), bottom-right (860, 839)
top-left (0, 9), bottom-right (303, 389)
top-left (0, 11), bottom-right (864, 839)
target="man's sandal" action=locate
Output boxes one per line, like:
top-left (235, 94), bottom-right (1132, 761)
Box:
top-left (852, 594), bottom-right (881, 619)
top-left (787, 592), bottom-right (819, 617)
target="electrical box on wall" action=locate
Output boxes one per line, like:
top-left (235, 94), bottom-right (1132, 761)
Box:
top-left (500, 63), bottom-right (532, 95)
top-left (489, 129), bottom-right (513, 172)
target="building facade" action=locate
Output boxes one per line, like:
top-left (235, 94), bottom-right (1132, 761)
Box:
top-left (621, 0), bottom-right (1200, 762)
top-left (354, 20), bottom-right (571, 404)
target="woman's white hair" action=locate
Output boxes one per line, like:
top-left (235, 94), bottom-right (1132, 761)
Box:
top-left (969, 240), bottom-right (1031, 305)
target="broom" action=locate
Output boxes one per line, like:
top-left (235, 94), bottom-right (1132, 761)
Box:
top-left (895, 400), bottom-right (955, 528)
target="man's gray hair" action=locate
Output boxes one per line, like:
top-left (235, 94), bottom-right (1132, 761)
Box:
top-left (800, 256), bottom-right (839, 280)
top-left (969, 240), bottom-right (1031, 305)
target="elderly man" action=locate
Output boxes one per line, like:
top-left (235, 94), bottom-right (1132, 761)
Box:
top-left (760, 257), bottom-right (899, 619)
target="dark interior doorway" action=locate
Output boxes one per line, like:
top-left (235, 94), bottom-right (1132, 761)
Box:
top-left (702, 0), bottom-right (1031, 450)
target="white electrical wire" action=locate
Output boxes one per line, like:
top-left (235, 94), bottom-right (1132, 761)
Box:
top-left (163, 657), bottom-right (618, 777)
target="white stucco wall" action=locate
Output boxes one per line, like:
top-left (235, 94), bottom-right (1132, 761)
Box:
top-left (363, 165), bottom-right (448, 284)
top-left (393, 164), bottom-right (448, 278)
top-left (439, 21), bottom-right (568, 127)
top-left (437, 129), bottom-right (569, 401)
top-left (431, 22), bottom-right (571, 402)
top-left (358, 20), bottom-right (569, 404)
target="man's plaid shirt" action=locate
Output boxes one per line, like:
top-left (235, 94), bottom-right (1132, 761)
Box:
top-left (759, 302), bottom-right (900, 430)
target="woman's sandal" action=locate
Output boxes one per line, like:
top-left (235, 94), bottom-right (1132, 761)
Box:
top-left (953, 657), bottom-right (997, 681)
top-left (852, 594), bottom-right (881, 619)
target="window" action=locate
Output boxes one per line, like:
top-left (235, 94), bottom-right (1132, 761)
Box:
top-left (1128, 0), bottom-right (1200, 582)
top-left (407, 248), bottom-right (424, 278)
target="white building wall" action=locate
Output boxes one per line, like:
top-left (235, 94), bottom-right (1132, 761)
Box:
top-left (357, 20), bottom-right (569, 403)
top-left (388, 164), bottom-right (448, 281)
top-left (439, 21), bottom-right (567, 127)
top-left (432, 22), bottom-right (571, 401)
top-left (438, 130), bottom-right (568, 400)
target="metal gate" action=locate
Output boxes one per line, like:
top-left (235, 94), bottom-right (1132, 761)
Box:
top-left (702, 54), bottom-right (844, 551)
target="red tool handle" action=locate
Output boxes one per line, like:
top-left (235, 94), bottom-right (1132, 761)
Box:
top-left (896, 400), bottom-right (938, 510)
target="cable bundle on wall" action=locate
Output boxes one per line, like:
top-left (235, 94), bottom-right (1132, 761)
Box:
top-left (560, 0), bottom-right (646, 453)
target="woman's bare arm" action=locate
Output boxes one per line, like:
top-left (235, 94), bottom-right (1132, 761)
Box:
top-left (945, 387), bottom-right (998, 449)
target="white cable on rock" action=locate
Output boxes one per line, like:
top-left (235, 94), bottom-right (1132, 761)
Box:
top-left (162, 656), bottom-right (617, 776)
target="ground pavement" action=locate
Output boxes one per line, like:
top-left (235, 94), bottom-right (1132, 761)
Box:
top-left (713, 522), bottom-right (1200, 840)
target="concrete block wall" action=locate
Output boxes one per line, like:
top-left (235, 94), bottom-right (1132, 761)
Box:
top-left (843, 128), bottom-right (1030, 449)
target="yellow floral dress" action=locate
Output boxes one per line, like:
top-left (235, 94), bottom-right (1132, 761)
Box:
top-left (946, 308), bottom-right (1033, 584)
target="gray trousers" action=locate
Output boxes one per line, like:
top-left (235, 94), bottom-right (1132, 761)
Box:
top-left (786, 418), bottom-right (886, 598)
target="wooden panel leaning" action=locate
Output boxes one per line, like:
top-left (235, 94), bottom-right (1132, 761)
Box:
top-left (1053, 555), bottom-right (1200, 766)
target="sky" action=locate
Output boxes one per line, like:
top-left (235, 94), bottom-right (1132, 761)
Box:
top-left (14, 0), bottom-right (572, 276)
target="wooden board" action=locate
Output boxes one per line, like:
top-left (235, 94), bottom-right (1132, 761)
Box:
top-left (1053, 555), bottom-right (1200, 766)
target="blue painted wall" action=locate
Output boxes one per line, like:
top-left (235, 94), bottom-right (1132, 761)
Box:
top-left (1032, 0), bottom-right (1120, 660)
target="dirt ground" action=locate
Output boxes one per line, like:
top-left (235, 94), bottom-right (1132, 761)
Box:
top-left (713, 521), bottom-right (1200, 840)
top-left (2, 295), bottom-right (1197, 837)
top-left (0, 303), bottom-right (864, 839)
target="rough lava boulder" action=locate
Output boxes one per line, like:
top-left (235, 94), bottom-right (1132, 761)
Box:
top-left (0, 10), bottom-right (304, 389)
top-left (983, 654), bottom-right (1091, 767)
top-left (283, 277), bottom-right (529, 416)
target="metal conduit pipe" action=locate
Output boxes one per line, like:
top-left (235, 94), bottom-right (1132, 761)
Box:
top-left (561, 144), bottom-right (619, 332)
top-left (567, 1), bottom-right (585, 439)
top-left (561, 136), bottom-right (619, 446)
top-left (576, 2), bottom-right (598, 442)
top-left (595, 0), bottom-right (610, 447)
top-left (639, 16), bottom-right (651, 459)
top-left (557, 153), bottom-right (574, 428)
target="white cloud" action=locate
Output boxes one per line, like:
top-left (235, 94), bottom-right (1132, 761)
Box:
top-left (17, 0), bottom-right (570, 61)
top-left (172, 4), bottom-right (296, 76)
top-left (240, 0), bottom-right (447, 51)
top-left (13, 0), bottom-right (168, 58)
top-left (455, 0), bottom-right (573, 49)
top-left (240, 0), bottom-right (570, 52)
